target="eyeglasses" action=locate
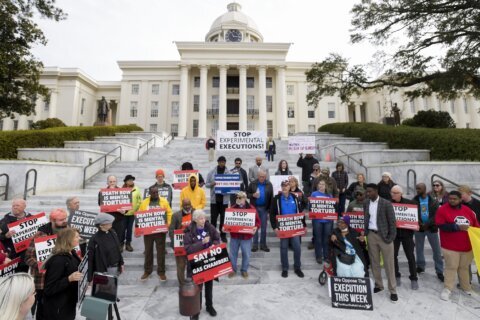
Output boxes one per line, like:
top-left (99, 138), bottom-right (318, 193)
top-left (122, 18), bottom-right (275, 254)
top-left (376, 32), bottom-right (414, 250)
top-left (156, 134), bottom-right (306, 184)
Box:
top-left (433, 184), bottom-right (441, 187)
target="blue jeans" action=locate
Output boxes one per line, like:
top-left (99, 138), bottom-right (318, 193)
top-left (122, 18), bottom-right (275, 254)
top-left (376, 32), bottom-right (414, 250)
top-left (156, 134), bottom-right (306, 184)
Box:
top-left (313, 220), bottom-right (333, 260)
top-left (253, 206), bottom-right (268, 247)
top-left (124, 215), bottom-right (135, 243)
top-left (229, 237), bottom-right (252, 272)
top-left (415, 231), bottom-right (444, 274)
top-left (280, 236), bottom-right (301, 271)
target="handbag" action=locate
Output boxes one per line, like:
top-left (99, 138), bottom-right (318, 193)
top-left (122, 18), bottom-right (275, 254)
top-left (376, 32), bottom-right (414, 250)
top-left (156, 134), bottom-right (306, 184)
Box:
top-left (337, 252), bottom-right (355, 265)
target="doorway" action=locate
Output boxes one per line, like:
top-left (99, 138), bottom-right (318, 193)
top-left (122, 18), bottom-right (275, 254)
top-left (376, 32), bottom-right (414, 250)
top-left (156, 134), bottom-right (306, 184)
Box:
top-left (227, 122), bottom-right (239, 130)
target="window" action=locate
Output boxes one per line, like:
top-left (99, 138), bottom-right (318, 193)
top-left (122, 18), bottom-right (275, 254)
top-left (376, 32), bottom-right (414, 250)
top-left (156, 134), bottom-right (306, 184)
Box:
top-left (267, 120), bottom-right (273, 137)
top-left (171, 101), bottom-right (179, 117)
top-left (247, 95), bottom-right (255, 110)
top-left (28, 120), bottom-right (33, 129)
top-left (423, 97), bottom-right (428, 110)
top-left (194, 77), bottom-right (200, 88)
top-left (170, 124), bottom-right (178, 137)
top-left (211, 120), bottom-right (219, 136)
top-left (266, 77), bottom-right (273, 88)
top-left (212, 77), bottom-right (220, 88)
top-left (410, 100), bottom-right (415, 113)
top-left (450, 100), bottom-right (455, 113)
top-left (13, 120), bottom-right (18, 131)
top-left (308, 125), bottom-right (316, 133)
top-left (286, 85), bottom-right (294, 95)
top-left (308, 106), bottom-right (315, 118)
top-left (172, 84), bottom-right (180, 95)
top-left (0, 120), bottom-right (3, 131)
top-left (436, 99), bottom-right (441, 111)
top-left (193, 95), bottom-right (200, 112)
top-left (131, 84), bottom-right (139, 95)
top-left (151, 101), bottom-right (159, 117)
top-left (193, 120), bottom-right (199, 137)
top-left (463, 97), bottom-right (468, 113)
top-left (152, 84), bottom-right (160, 95)
top-left (247, 77), bottom-right (255, 88)
top-left (80, 98), bottom-right (86, 115)
top-left (44, 100), bottom-right (50, 112)
top-left (287, 102), bottom-right (295, 118)
top-left (377, 101), bottom-right (381, 116)
top-left (466, 122), bottom-right (470, 129)
top-left (149, 124), bottom-right (158, 132)
top-left (266, 96), bottom-right (273, 112)
top-left (328, 103), bottom-right (336, 119)
top-left (288, 124), bottom-right (295, 136)
top-left (212, 95), bottom-right (219, 110)
top-left (247, 120), bottom-right (255, 131)
top-left (130, 101), bottom-right (138, 117)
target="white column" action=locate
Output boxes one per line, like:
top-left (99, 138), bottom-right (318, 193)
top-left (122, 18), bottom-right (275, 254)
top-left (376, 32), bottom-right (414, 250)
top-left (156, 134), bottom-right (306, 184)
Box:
top-left (48, 90), bottom-right (57, 119)
top-left (219, 65), bottom-right (227, 131)
top-left (239, 65), bottom-right (247, 131)
top-left (199, 65), bottom-right (209, 138)
top-left (469, 96), bottom-right (480, 129)
top-left (257, 66), bottom-right (267, 133)
top-left (275, 66), bottom-right (288, 139)
top-left (355, 103), bottom-right (362, 122)
top-left (178, 64), bottom-right (189, 139)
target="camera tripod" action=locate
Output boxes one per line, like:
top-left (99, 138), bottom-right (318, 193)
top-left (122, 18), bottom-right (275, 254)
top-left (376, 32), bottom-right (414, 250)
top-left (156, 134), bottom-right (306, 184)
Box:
top-left (107, 299), bottom-right (121, 320)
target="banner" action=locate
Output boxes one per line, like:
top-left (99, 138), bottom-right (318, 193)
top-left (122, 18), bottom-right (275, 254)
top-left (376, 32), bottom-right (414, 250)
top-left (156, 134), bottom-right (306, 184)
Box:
top-left (270, 175), bottom-right (300, 195)
top-left (392, 203), bottom-right (419, 231)
top-left (174, 229), bottom-right (186, 256)
top-left (134, 209), bottom-right (167, 236)
top-left (172, 170), bottom-right (198, 190)
top-left (468, 227), bottom-right (480, 273)
top-left (99, 188), bottom-right (132, 212)
top-left (0, 257), bottom-right (22, 277)
top-left (345, 211), bottom-right (365, 232)
top-left (330, 277), bottom-right (373, 311)
top-left (214, 174), bottom-right (241, 195)
top-left (68, 210), bottom-right (98, 240)
top-left (8, 212), bottom-right (48, 253)
top-left (275, 213), bottom-right (306, 238)
top-left (78, 253), bottom-right (89, 306)
top-left (188, 243), bottom-right (233, 285)
top-left (309, 197), bottom-right (338, 220)
top-left (288, 136), bottom-right (316, 154)
top-left (144, 185), bottom-right (170, 200)
top-left (217, 130), bottom-right (267, 152)
top-left (34, 235), bottom-right (57, 271)
top-left (223, 208), bottom-right (256, 234)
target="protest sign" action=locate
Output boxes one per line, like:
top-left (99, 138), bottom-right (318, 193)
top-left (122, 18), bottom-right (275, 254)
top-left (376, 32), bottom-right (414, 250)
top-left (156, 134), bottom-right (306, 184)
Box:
top-left (345, 211), bottom-right (365, 232)
top-left (217, 130), bottom-right (266, 152)
top-left (143, 185), bottom-right (171, 200)
top-left (214, 174), bottom-right (241, 195)
top-left (68, 210), bottom-right (98, 240)
top-left (330, 277), bottom-right (373, 311)
top-left (188, 243), bottom-right (233, 285)
top-left (8, 212), bottom-right (48, 253)
top-left (134, 209), bottom-right (168, 236)
top-left (270, 175), bottom-right (300, 195)
top-left (99, 188), bottom-right (132, 212)
top-left (392, 203), bottom-right (419, 231)
top-left (174, 230), bottom-right (186, 256)
top-left (172, 170), bottom-right (198, 190)
top-left (223, 208), bottom-right (256, 234)
top-left (34, 234), bottom-right (57, 271)
top-left (309, 197), bottom-right (338, 220)
top-left (275, 213), bottom-right (306, 238)
top-left (0, 257), bottom-right (22, 277)
top-left (78, 253), bottom-right (89, 306)
top-left (288, 136), bottom-right (316, 154)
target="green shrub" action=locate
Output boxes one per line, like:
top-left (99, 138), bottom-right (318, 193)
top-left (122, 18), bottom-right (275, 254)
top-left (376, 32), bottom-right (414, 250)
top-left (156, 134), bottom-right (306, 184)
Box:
top-left (402, 110), bottom-right (456, 128)
top-left (31, 118), bottom-right (67, 129)
top-left (0, 124), bottom-right (142, 159)
top-left (319, 122), bottom-right (480, 161)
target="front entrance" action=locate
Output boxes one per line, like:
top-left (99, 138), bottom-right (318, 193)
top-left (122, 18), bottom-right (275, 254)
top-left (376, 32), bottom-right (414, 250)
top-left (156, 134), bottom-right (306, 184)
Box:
top-left (227, 122), bottom-right (239, 130)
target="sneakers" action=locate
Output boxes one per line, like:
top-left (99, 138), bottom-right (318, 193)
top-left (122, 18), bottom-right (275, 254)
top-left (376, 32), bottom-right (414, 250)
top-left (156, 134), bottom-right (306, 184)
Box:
top-left (140, 273), bottom-right (151, 281)
top-left (396, 277), bottom-right (401, 287)
top-left (390, 294), bottom-right (398, 302)
top-left (241, 271), bottom-right (248, 279)
top-left (307, 242), bottom-right (314, 250)
top-left (206, 306), bottom-right (217, 317)
top-left (463, 290), bottom-right (480, 299)
top-left (251, 245), bottom-right (258, 252)
top-left (373, 287), bottom-right (383, 293)
top-left (281, 270), bottom-right (288, 278)
top-left (125, 243), bottom-right (133, 252)
top-left (158, 274), bottom-right (167, 281)
top-left (440, 288), bottom-right (451, 301)
top-left (294, 269), bottom-right (304, 278)
top-left (228, 272), bottom-right (236, 278)
top-left (416, 267), bottom-right (425, 274)
top-left (437, 273), bottom-right (445, 282)
top-left (411, 280), bottom-right (419, 290)
top-left (260, 246), bottom-right (270, 252)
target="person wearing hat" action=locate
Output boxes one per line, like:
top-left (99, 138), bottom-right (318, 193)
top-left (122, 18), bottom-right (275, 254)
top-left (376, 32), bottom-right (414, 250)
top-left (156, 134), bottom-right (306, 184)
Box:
top-left (148, 169), bottom-right (173, 207)
top-left (346, 186), bottom-right (366, 213)
top-left (122, 175), bottom-right (142, 252)
top-left (87, 213), bottom-right (125, 282)
top-left (206, 156), bottom-right (230, 243)
top-left (378, 172), bottom-right (396, 201)
top-left (346, 173), bottom-right (367, 201)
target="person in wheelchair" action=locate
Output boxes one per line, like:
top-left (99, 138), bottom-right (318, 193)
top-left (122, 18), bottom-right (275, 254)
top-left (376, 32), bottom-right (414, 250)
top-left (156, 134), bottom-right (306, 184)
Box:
top-left (329, 216), bottom-right (367, 277)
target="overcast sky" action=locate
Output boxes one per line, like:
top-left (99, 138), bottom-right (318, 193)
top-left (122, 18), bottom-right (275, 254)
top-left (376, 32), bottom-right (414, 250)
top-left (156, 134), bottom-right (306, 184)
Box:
top-left (32, 0), bottom-right (377, 81)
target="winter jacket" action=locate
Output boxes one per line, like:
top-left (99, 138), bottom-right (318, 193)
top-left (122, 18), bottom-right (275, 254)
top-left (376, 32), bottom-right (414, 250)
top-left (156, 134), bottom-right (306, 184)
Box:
top-left (270, 193), bottom-right (305, 230)
top-left (125, 185), bottom-right (142, 216)
top-left (168, 209), bottom-right (192, 248)
top-left (206, 165), bottom-right (230, 205)
top-left (329, 227), bottom-right (367, 276)
top-left (0, 212), bottom-right (32, 271)
top-left (346, 182), bottom-right (368, 201)
top-left (230, 203), bottom-right (261, 240)
top-left (246, 180), bottom-right (274, 210)
top-left (183, 221), bottom-right (220, 277)
top-left (147, 182), bottom-right (173, 207)
top-left (391, 197), bottom-right (420, 238)
top-left (413, 194), bottom-right (440, 233)
top-left (180, 174), bottom-right (206, 210)
top-left (377, 180), bottom-right (396, 201)
top-left (296, 155), bottom-right (319, 182)
top-left (87, 229), bottom-right (124, 282)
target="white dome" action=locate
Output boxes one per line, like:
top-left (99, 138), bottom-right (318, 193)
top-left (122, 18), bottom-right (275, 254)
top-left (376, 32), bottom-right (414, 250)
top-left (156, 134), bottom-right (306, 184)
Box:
top-left (205, 3), bottom-right (263, 43)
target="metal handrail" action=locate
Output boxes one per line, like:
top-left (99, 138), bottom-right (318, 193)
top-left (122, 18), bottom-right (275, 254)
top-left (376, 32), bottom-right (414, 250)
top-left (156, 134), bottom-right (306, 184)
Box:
top-left (137, 137), bottom-right (156, 160)
top-left (164, 133), bottom-right (172, 144)
top-left (333, 146), bottom-right (368, 180)
top-left (23, 169), bottom-right (37, 200)
top-left (431, 174), bottom-right (480, 198)
top-left (407, 169), bottom-right (417, 195)
top-left (83, 146), bottom-right (122, 189)
top-left (0, 173), bottom-right (9, 200)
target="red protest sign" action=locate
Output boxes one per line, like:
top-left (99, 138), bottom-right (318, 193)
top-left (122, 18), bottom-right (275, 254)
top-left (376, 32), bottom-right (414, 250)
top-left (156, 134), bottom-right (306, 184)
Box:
top-left (393, 203), bottom-right (419, 231)
top-left (223, 208), bottom-right (256, 234)
top-left (187, 243), bottom-right (233, 285)
top-left (0, 257), bottom-right (22, 277)
top-left (8, 212), bottom-right (48, 253)
top-left (309, 197), bottom-right (338, 220)
top-left (34, 234), bottom-right (57, 271)
top-left (275, 213), bottom-right (306, 238)
top-left (134, 209), bottom-right (168, 236)
top-left (345, 211), bottom-right (365, 232)
top-left (174, 229), bottom-right (186, 256)
top-left (173, 170), bottom-right (198, 190)
top-left (99, 188), bottom-right (132, 212)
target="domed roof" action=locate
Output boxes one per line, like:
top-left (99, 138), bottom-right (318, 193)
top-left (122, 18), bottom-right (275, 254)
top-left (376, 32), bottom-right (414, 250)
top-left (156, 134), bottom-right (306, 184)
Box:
top-left (205, 3), bottom-right (263, 42)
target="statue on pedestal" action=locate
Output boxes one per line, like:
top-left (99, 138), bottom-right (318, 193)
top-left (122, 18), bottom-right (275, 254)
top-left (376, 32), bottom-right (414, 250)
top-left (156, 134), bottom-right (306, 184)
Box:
top-left (392, 103), bottom-right (401, 126)
top-left (97, 96), bottom-right (110, 123)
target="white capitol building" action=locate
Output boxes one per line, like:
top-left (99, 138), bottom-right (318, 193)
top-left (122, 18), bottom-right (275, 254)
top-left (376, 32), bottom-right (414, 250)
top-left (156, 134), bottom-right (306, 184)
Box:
top-left (3, 2), bottom-right (480, 136)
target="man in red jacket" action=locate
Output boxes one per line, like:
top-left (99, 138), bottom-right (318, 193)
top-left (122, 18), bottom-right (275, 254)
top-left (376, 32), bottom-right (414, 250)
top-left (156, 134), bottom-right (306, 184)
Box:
top-left (435, 190), bottom-right (480, 301)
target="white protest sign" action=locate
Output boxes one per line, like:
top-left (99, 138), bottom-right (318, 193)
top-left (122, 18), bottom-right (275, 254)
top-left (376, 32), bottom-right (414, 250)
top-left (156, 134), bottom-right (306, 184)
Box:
top-left (288, 136), bottom-right (316, 154)
top-left (217, 131), bottom-right (266, 152)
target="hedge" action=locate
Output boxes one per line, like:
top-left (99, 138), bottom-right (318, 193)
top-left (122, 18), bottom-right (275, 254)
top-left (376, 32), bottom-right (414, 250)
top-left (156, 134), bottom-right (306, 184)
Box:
top-left (0, 124), bottom-right (143, 159)
top-left (319, 122), bottom-right (480, 161)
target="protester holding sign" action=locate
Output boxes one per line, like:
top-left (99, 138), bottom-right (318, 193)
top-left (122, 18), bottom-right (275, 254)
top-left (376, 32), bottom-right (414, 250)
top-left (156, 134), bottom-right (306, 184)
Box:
top-left (43, 227), bottom-right (82, 320)
top-left (0, 273), bottom-right (35, 320)
top-left (181, 162), bottom-right (205, 187)
top-left (66, 196), bottom-right (88, 256)
top-left (296, 153), bottom-right (319, 197)
top-left (148, 169), bottom-right (173, 207)
top-left (390, 186), bottom-right (420, 290)
top-left (24, 208), bottom-right (68, 320)
top-left (271, 180), bottom-right (305, 278)
top-left (229, 158), bottom-right (249, 206)
top-left (122, 175), bottom-right (142, 252)
top-left (184, 210), bottom-right (221, 319)
top-left (180, 174), bottom-right (206, 210)
top-left (0, 198), bottom-right (33, 273)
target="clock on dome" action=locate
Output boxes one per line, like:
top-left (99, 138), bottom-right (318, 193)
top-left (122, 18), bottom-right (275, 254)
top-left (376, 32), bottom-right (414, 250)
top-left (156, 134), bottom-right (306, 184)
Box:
top-left (225, 29), bottom-right (242, 42)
